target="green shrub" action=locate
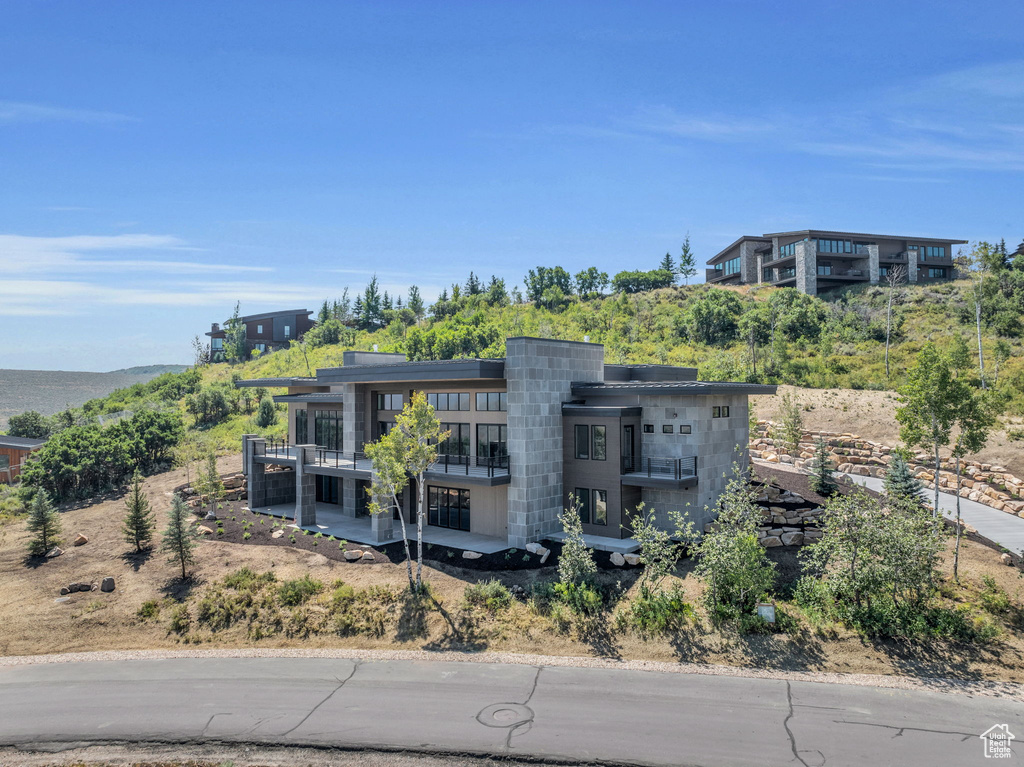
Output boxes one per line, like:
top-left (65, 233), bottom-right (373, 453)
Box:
top-left (622, 586), bottom-right (693, 634)
top-left (169, 604), bottom-right (191, 633)
top-left (223, 567), bottom-right (276, 590)
top-left (278, 574), bottom-right (323, 606)
top-left (137, 600), bottom-right (161, 620)
top-left (464, 579), bottom-right (512, 612)
top-left (554, 581), bottom-right (603, 615)
top-left (331, 583), bottom-right (356, 610)
top-left (979, 575), bottom-right (1011, 615)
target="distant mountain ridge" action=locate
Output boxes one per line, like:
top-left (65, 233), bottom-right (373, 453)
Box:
top-left (0, 366), bottom-right (188, 431)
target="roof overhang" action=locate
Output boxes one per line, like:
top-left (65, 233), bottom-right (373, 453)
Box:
top-left (235, 377), bottom-right (319, 388)
top-left (272, 393), bottom-right (345, 404)
top-left (571, 382), bottom-right (778, 396)
top-left (315, 359), bottom-right (506, 384)
top-left (708, 236), bottom-right (770, 265)
top-left (762, 230), bottom-right (968, 244)
top-left (562, 404), bottom-right (643, 417)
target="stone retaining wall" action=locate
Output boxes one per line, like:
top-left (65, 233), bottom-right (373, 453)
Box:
top-left (750, 422), bottom-right (1024, 518)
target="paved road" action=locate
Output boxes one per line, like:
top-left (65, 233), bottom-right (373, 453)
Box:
top-left (1, 658), bottom-right (1020, 766)
top-left (843, 473), bottom-right (1024, 555)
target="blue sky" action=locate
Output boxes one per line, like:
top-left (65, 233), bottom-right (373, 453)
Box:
top-left (2, 0), bottom-right (1022, 371)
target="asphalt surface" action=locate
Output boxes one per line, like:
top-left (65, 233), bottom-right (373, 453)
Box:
top-left (1, 657), bottom-right (1021, 766)
top-left (843, 472), bottom-right (1024, 555)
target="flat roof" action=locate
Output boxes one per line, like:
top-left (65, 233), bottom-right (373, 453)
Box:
top-left (708, 235), bottom-right (771, 264)
top-left (0, 436), bottom-right (47, 449)
top-left (272, 393), bottom-right (345, 404)
top-left (572, 381), bottom-right (778, 396)
top-left (240, 308), bottom-right (313, 322)
top-left (235, 377), bottom-right (319, 388)
top-left (315, 358), bottom-right (506, 384)
top-left (762, 229), bottom-right (968, 244)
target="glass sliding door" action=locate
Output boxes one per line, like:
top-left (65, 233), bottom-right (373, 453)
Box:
top-left (476, 423), bottom-right (508, 468)
top-left (428, 485), bottom-right (470, 531)
top-left (314, 410), bottom-right (343, 451)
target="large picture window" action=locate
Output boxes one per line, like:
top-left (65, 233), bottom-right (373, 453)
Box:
top-left (428, 486), bottom-right (470, 531)
top-left (376, 393), bottom-right (404, 411)
top-left (295, 409), bottom-right (307, 444)
top-left (575, 487), bottom-right (592, 524)
top-left (439, 422), bottom-right (470, 462)
top-left (314, 410), bottom-right (343, 451)
top-left (476, 392), bottom-right (507, 411)
top-left (593, 489), bottom-right (607, 525)
top-left (592, 425), bottom-right (607, 461)
top-left (477, 424), bottom-right (508, 467)
top-left (427, 392), bottom-right (470, 411)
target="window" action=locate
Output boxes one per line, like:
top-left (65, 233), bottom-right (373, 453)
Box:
top-left (879, 266), bottom-right (890, 277)
top-left (722, 406), bottom-right (730, 417)
top-left (427, 392), bottom-right (470, 411)
top-left (817, 265), bottom-right (832, 276)
top-left (928, 267), bottom-right (947, 278)
top-left (718, 256), bottom-right (740, 276)
top-left (592, 425), bottom-right (606, 461)
top-left (475, 392), bottom-right (507, 411)
top-left (284, 325), bottom-right (291, 338)
top-left (428, 486), bottom-right (470, 531)
top-left (253, 343), bottom-right (266, 352)
top-left (477, 424), bottom-right (508, 467)
top-left (679, 424), bottom-right (691, 434)
top-left (211, 338), bottom-right (224, 350)
top-left (778, 267), bottom-right (796, 280)
top-left (816, 238), bottom-right (853, 254)
top-left (643, 424), bottom-right (654, 433)
top-left (593, 490), bottom-right (607, 525)
top-left (256, 324), bottom-right (263, 334)
top-left (926, 246), bottom-right (946, 258)
top-left (0, 455), bottom-right (9, 471)
top-left (376, 393), bottom-right (404, 411)
top-left (778, 242), bottom-right (798, 258)
top-left (575, 488), bottom-right (592, 524)
top-left (575, 424), bottom-right (590, 459)
top-left (295, 409), bottom-right (307, 444)
top-left (377, 421), bottom-right (394, 439)
top-left (314, 410), bottom-right (343, 451)
top-left (712, 406), bottom-right (730, 418)
top-left (439, 423), bottom-right (470, 461)
top-left (662, 424), bottom-right (673, 434)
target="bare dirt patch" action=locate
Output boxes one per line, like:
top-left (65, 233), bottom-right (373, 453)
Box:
top-left (752, 385), bottom-right (1024, 478)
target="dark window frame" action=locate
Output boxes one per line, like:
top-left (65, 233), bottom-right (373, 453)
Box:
top-left (575, 487), bottom-right (592, 524)
top-left (593, 489), bottom-right (608, 526)
top-left (591, 425), bottom-right (607, 461)
top-left (643, 423), bottom-right (654, 433)
top-left (295, 408), bottom-right (308, 444)
top-left (679, 424), bottom-right (691, 434)
top-left (575, 424), bottom-right (590, 460)
top-left (427, 485), bottom-right (471, 531)
top-left (475, 391), bottom-right (508, 411)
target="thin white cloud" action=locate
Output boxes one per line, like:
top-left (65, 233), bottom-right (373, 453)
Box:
top-left (0, 100), bottom-right (135, 124)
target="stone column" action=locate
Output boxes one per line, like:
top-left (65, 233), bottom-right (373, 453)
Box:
top-left (908, 253), bottom-right (919, 283)
top-left (868, 244), bottom-right (880, 285)
top-left (795, 240), bottom-right (817, 295)
top-left (506, 337), bottom-right (605, 548)
top-left (341, 382), bottom-right (365, 455)
top-left (294, 444), bottom-right (317, 527)
top-left (756, 253), bottom-right (764, 284)
top-left (248, 438), bottom-right (267, 506)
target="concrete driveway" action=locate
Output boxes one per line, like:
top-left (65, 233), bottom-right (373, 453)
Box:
top-left (1, 657), bottom-right (1020, 766)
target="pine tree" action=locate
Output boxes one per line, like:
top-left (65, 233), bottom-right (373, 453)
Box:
top-left (659, 252), bottom-right (675, 274)
top-left (26, 489), bottom-right (61, 556)
top-left (407, 285), bottom-right (425, 322)
top-left (808, 438), bottom-right (838, 497)
top-left (256, 396), bottom-right (277, 428)
top-left (678, 234), bottom-right (697, 285)
top-left (883, 453), bottom-right (924, 506)
top-left (204, 451), bottom-right (225, 510)
top-left (162, 494), bottom-right (199, 580)
top-left (123, 470), bottom-right (155, 552)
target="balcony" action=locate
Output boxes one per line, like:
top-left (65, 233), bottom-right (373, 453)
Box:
top-left (706, 267), bottom-right (738, 283)
top-left (259, 439), bottom-right (510, 485)
top-left (620, 455), bottom-right (698, 489)
top-left (817, 267), bottom-right (868, 280)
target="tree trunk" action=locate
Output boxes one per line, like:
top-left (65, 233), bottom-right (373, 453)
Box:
top-left (975, 297), bottom-right (986, 389)
top-left (393, 490), bottom-right (415, 591)
top-left (885, 290), bottom-right (893, 379)
top-left (415, 473), bottom-right (426, 592)
top-left (953, 456), bottom-right (963, 582)
top-left (933, 439), bottom-right (941, 521)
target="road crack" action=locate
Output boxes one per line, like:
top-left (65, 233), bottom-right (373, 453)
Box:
top-left (784, 681), bottom-right (824, 767)
top-left (835, 720), bottom-right (977, 741)
top-left (281, 660), bottom-right (361, 737)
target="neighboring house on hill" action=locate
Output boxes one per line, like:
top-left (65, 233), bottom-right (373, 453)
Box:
top-left (706, 229), bottom-right (967, 296)
top-left (0, 436), bottom-right (46, 484)
top-left (207, 309), bottom-right (315, 360)
top-left (237, 337), bottom-right (775, 551)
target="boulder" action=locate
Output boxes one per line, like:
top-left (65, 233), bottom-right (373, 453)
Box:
top-left (781, 532), bottom-right (804, 546)
top-left (525, 542), bottom-right (544, 554)
top-left (361, 551), bottom-right (375, 562)
top-left (197, 526), bottom-right (214, 536)
top-left (73, 534), bottom-right (88, 547)
top-left (623, 553), bottom-right (641, 566)
top-left (45, 547), bottom-right (63, 558)
top-left (271, 529), bottom-right (284, 539)
top-left (609, 552), bottom-right (626, 566)
top-left (59, 587), bottom-right (69, 595)
top-left (100, 577), bottom-right (115, 593)
top-left (803, 530), bottom-right (823, 541)
top-left (343, 549), bottom-right (364, 561)
top-left (1002, 553), bottom-right (1014, 566)
top-left (204, 511), bottom-right (218, 520)
top-left (462, 550), bottom-right (482, 559)
top-left (760, 536), bottom-right (782, 548)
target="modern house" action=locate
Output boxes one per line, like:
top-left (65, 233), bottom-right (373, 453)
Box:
top-left (237, 338), bottom-right (775, 550)
top-left (206, 309), bottom-right (316, 360)
top-left (0, 436), bottom-right (46, 484)
top-left (706, 230), bottom-right (968, 296)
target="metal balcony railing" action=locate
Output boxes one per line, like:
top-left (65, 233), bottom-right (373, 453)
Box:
top-left (621, 455), bottom-right (697, 480)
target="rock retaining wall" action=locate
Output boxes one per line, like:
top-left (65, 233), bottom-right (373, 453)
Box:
top-left (750, 422), bottom-right (1024, 518)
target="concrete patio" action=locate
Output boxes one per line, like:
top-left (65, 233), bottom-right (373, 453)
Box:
top-left (243, 502), bottom-right (510, 554)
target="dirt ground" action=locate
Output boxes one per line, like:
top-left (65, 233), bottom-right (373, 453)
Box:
top-left (2, 456), bottom-right (1024, 683)
top-left (752, 385), bottom-right (1024, 478)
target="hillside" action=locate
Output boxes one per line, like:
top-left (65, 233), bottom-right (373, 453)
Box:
top-left (107, 364), bottom-right (188, 376)
top-left (0, 368), bottom-right (185, 432)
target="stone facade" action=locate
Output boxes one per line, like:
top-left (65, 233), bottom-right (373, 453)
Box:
top-left (795, 239), bottom-right (817, 295)
top-left (505, 338), bottom-right (605, 548)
